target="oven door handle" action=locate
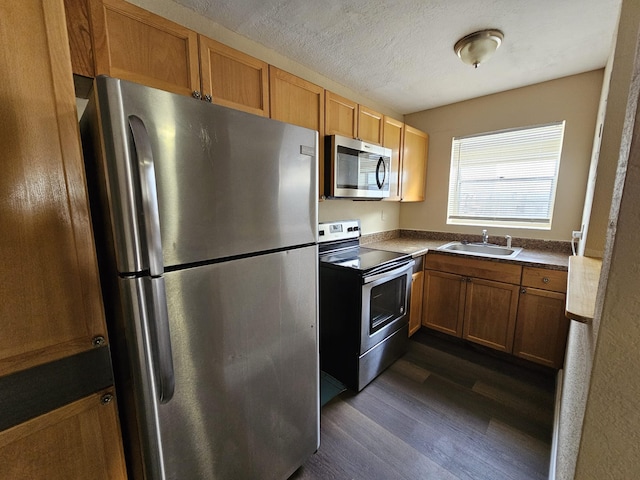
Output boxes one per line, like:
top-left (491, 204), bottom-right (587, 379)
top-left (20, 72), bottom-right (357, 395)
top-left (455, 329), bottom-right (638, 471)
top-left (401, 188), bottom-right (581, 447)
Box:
top-left (363, 260), bottom-right (414, 284)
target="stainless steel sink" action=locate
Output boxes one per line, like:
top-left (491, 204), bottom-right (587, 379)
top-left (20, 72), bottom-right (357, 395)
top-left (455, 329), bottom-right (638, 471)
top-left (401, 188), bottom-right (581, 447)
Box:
top-left (437, 241), bottom-right (523, 259)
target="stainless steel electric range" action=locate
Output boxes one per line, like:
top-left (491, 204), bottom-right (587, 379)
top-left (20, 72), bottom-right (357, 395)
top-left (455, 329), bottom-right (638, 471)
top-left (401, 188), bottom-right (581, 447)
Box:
top-left (318, 220), bottom-right (414, 391)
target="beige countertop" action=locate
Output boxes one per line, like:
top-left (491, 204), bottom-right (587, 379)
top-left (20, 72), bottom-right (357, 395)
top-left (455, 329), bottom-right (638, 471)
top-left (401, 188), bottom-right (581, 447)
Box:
top-left (364, 237), bottom-right (570, 270)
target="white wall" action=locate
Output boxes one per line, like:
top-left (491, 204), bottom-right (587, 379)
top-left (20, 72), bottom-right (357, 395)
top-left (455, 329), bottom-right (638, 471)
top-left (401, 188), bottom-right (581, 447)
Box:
top-left (581, 0), bottom-right (640, 258)
top-left (400, 71), bottom-right (604, 242)
top-left (319, 200), bottom-right (400, 235)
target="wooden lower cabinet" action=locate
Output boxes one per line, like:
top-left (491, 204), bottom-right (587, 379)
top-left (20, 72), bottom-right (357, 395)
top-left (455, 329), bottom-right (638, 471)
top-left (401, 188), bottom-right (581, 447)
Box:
top-left (513, 287), bottom-right (569, 368)
top-left (409, 270), bottom-right (424, 336)
top-left (422, 254), bottom-right (569, 368)
top-left (422, 270), bottom-right (466, 337)
top-left (462, 278), bottom-right (519, 353)
top-left (0, 391), bottom-right (127, 480)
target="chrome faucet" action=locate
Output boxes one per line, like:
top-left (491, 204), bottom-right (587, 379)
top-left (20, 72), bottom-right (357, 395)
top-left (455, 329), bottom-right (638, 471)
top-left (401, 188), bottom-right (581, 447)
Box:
top-left (505, 235), bottom-right (512, 249)
top-left (482, 229), bottom-right (489, 244)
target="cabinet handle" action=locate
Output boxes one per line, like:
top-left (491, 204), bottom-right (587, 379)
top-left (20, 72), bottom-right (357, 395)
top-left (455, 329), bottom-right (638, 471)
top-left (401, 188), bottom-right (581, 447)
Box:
top-left (466, 277), bottom-right (472, 282)
top-left (521, 288), bottom-right (527, 294)
top-left (192, 90), bottom-right (202, 99)
top-left (204, 94), bottom-right (212, 103)
top-left (542, 277), bottom-right (550, 284)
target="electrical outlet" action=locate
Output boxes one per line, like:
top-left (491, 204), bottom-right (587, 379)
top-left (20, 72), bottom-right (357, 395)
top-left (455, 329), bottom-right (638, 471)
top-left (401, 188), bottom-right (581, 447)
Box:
top-left (572, 230), bottom-right (583, 239)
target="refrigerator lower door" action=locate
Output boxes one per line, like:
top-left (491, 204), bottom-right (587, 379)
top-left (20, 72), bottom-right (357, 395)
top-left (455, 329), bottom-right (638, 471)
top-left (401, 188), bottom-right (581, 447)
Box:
top-left (156, 245), bottom-right (319, 480)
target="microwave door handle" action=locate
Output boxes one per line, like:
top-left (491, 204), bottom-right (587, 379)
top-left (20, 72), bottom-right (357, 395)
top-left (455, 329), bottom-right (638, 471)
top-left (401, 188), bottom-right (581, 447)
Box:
top-left (376, 156), bottom-right (386, 189)
top-left (128, 115), bottom-right (164, 277)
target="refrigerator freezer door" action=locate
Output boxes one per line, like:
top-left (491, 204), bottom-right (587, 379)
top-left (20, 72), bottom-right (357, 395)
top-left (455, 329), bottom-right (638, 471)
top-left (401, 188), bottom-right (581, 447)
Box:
top-left (155, 245), bottom-right (319, 479)
top-left (91, 76), bottom-right (318, 273)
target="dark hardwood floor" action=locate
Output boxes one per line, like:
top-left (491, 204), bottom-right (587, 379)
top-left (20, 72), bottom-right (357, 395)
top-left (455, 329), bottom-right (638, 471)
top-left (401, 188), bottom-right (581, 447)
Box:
top-left (291, 330), bottom-right (556, 480)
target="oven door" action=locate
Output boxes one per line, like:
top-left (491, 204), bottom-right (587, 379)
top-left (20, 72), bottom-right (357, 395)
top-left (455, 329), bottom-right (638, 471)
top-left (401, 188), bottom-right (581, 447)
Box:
top-left (360, 260), bottom-right (414, 354)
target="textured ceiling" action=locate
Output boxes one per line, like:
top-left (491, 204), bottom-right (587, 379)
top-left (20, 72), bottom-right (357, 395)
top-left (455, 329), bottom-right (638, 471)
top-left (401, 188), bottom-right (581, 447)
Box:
top-left (173, 0), bottom-right (622, 114)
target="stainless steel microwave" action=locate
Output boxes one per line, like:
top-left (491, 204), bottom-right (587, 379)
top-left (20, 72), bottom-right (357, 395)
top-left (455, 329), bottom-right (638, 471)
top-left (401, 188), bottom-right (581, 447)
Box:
top-left (325, 134), bottom-right (392, 199)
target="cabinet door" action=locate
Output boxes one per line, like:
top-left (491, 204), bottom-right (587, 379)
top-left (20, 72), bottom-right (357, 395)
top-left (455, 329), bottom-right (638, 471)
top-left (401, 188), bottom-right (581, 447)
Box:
top-left (90, 0), bottom-right (200, 97)
top-left (409, 270), bottom-right (424, 336)
top-left (64, 0), bottom-right (94, 77)
top-left (1, 0), bottom-right (107, 376)
top-left (199, 36), bottom-right (270, 116)
top-left (325, 91), bottom-right (358, 138)
top-left (357, 105), bottom-right (383, 145)
top-left (382, 116), bottom-right (403, 201)
top-left (422, 270), bottom-right (466, 337)
top-left (463, 278), bottom-right (519, 353)
top-left (0, 391), bottom-right (126, 479)
top-left (514, 288), bottom-right (569, 368)
top-left (401, 125), bottom-right (428, 202)
top-left (269, 66), bottom-right (325, 198)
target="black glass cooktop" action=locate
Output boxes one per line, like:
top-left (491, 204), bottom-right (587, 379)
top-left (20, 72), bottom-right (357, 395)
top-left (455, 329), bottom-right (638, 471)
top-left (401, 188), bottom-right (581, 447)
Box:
top-left (319, 246), bottom-right (410, 274)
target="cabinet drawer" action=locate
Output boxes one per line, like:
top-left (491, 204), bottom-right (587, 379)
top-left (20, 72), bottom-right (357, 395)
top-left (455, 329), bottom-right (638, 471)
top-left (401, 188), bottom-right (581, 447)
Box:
top-left (521, 267), bottom-right (567, 293)
top-left (425, 253), bottom-right (522, 285)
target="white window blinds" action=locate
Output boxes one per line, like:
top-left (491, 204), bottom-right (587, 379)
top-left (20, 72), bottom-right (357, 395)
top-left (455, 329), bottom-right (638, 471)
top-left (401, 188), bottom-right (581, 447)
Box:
top-left (447, 122), bottom-right (565, 229)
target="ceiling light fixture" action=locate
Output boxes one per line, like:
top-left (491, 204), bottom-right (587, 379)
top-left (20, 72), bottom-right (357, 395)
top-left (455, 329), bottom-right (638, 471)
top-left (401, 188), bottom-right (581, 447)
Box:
top-left (454, 29), bottom-right (504, 68)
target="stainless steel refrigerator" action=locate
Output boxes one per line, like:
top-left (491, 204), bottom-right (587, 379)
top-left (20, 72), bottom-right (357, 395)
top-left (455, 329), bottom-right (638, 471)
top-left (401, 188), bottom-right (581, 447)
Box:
top-left (80, 76), bottom-right (319, 480)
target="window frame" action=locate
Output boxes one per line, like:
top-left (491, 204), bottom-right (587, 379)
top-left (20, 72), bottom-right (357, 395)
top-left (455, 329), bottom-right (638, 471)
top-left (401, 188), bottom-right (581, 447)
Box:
top-left (446, 121), bottom-right (566, 230)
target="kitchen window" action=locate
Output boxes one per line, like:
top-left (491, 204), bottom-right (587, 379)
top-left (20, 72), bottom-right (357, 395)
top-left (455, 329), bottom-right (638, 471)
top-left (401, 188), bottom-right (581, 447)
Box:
top-left (447, 121), bottom-right (565, 229)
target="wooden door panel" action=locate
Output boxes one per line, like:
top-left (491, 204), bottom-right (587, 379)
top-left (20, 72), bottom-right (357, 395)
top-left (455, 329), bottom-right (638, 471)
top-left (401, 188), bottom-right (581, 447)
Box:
top-left (514, 288), bottom-right (569, 368)
top-left (409, 271), bottom-right (424, 336)
top-left (90, 0), bottom-right (200, 96)
top-left (357, 105), bottom-right (383, 145)
top-left (382, 116), bottom-right (403, 201)
top-left (463, 278), bottom-right (519, 352)
top-left (0, 0), bottom-right (107, 377)
top-left (199, 36), bottom-right (269, 116)
top-left (269, 66), bottom-right (324, 198)
top-left (0, 391), bottom-right (126, 479)
top-left (401, 125), bottom-right (428, 202)
top-left (325, 91), bottom-right (358, 138)
top-left (423, 270), bottom-right (466, 337)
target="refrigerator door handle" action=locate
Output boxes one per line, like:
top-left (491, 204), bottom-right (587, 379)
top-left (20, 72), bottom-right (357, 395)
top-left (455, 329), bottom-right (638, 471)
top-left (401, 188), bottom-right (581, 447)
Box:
top-left (128, 115), bottom-right (164, 277)
top-left (148, 277), bottom-right (175, 404)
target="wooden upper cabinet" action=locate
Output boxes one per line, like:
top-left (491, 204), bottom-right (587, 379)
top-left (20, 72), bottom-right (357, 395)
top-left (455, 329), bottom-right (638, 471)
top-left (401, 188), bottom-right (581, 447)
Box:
top-left (357, 105), bottom-right (383, 145)
top-left (199, 36), bottom-right (270, 116)
top-left (325, 91), bottom-right (358, 138)
top-left (64, 0), bottom-right (94, 77)
top-left (89, 0), bottom-right (200, 97)
top-left (269, 67), bottom-right (325, 198)
top-left (382, 116), bottom-right (404, 201)
top-left (269, 66), bottom-right (324, 133)
top-left (401, 125), bottom-right (429, 202)
top-left (1, 0), bottom-right (107, 377)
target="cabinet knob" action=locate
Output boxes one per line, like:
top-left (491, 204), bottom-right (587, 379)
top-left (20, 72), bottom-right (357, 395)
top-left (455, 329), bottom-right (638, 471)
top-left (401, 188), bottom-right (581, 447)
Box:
top-left (204, 94), bottom-right (212, 103)
top-left (521, 288), bottom-right (527, 294)
top-left (192, 90), bottom-right (202, 100)
top-left (542, 277), bottom-right (550, 284)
